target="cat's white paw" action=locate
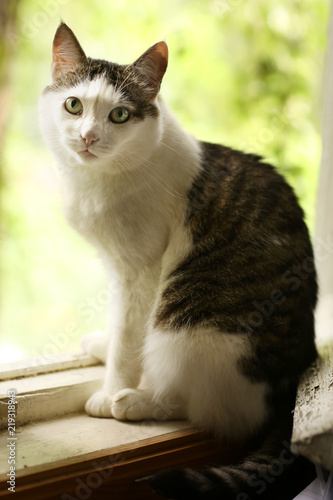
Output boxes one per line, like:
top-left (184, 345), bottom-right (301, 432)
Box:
top-left (111, 388), bottom-right (154, 421)
top-left (81, 330), bottom-right (109, 363)
top-left (85, 390), bottom-right (113, 417)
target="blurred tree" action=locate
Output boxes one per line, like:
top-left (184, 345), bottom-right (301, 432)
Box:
top-left (0, 0), bottom-right (20, 146)
top-left (0, 0), bottom-right (20, 321)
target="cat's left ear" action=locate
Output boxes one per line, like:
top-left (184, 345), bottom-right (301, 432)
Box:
top-left (51, 23), bottom-right (87, 81)
top-left (133, 41), bottom-right (168, 99)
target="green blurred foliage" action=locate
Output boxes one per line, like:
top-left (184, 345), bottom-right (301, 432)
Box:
top-left (1, 0), bottom-right (329, 361)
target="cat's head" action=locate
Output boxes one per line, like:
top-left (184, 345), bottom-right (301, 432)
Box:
top-left (39, 23), bottom-right (168, 173)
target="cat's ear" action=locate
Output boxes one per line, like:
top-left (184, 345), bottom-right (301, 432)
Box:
top-left (51, 23), bottom-right (87, 80)
top-left (133, 41), bottom-right (168, 99)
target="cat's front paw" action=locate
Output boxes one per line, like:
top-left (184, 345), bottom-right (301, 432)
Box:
top-left (81, 330), bottom-right (109, 363)
top-left (112, 388), bottom-right (154, 421)
top-left (85, 390), bottom-right (113, 417)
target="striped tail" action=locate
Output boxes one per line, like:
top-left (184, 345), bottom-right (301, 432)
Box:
top-left (149, 431), bottom-right (316, 500)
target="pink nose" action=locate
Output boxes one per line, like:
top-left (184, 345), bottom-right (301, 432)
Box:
top-left (81, 131), bottom-right (99, 148)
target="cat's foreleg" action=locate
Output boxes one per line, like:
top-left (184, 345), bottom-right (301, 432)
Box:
top-left (85, 282), bottom-right (148, 418)
top-left (85, 323), bottom-right (145, 417)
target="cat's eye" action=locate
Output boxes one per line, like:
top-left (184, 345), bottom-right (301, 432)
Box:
top-left (109, 107), bottom-right (130, 124)
top-left (65, 97), bottom-right (83, 115)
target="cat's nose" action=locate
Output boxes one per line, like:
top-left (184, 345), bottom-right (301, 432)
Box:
top-left (81, 131), bottom-right (99, 148)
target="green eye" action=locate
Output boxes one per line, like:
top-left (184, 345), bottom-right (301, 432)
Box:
top-left (109, 107), bottom-right (130, 124)
top-left (65, 97), bottom-right (83, 115)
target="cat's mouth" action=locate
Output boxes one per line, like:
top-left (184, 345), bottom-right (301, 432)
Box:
top-left (78, 149), bottom-right (98, 159)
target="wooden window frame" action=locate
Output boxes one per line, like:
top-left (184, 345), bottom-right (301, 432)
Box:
top-left (0, 353), bottom-right (241, 499)
top-left (0, 353), bottom-right (104, 428)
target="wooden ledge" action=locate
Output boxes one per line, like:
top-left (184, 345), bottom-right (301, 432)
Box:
top-left (0, 413), bottom-right (240, 500)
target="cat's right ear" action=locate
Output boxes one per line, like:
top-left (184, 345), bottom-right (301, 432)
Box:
top-left (51, 23), bottom-right (87, 81)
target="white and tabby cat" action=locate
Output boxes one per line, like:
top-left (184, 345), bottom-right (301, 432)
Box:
top-left (40, 23), bottom-right (317, 499)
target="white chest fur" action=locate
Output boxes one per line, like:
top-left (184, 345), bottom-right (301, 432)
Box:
top-left (60, 167), bottom-right (171, 270)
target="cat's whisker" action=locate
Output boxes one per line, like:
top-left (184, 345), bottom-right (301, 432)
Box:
top-left (115, 149), bottom-right (186, 200)
top-left (112, 152), bottom-right (150, 201)
top-left (159, 140), bottom-right (192, 157)
top-left (144, 170), bottom-right (184, 200)
top-left (123, 154), bottom-right (185, 200)
top-left (115, 153), bottom-right (162, 204)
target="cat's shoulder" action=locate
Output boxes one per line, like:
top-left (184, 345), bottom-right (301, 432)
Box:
top-left (185, 140), bottom-right (305, 239)
top-left (199, 140), bottom-right (283, 181)
top-left (190, 140), bottom-right (297, 209)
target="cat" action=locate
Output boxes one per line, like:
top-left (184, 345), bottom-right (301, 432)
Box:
top-left (40, 22), bottom-right (318, 500)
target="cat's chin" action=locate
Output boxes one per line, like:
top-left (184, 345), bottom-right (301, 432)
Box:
top-left (74, 151), bottom-right (115, 173)
top-left (78, 150), bottom-right (98, 161)
top-left (75, 150), bottom-right (105, 167)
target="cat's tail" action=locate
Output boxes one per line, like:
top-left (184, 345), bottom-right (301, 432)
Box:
top-left (148, 424), bottom-right (316, 500)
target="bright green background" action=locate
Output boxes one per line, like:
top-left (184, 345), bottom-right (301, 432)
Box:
top-left (1, 0), bottom-right (329, 362)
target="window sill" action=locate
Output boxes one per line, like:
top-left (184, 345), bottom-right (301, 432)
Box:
top-left (0, 413), bottom-right (238, 500)
top-left (0, 352), bottom-right (241, 499)
top-left (0, 353), bottom-right (103, 428)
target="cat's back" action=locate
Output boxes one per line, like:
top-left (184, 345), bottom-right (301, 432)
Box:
top-left (156, 141), bottom-right (317, 380)
top-left (188, 142), bottom-right (306, 244)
